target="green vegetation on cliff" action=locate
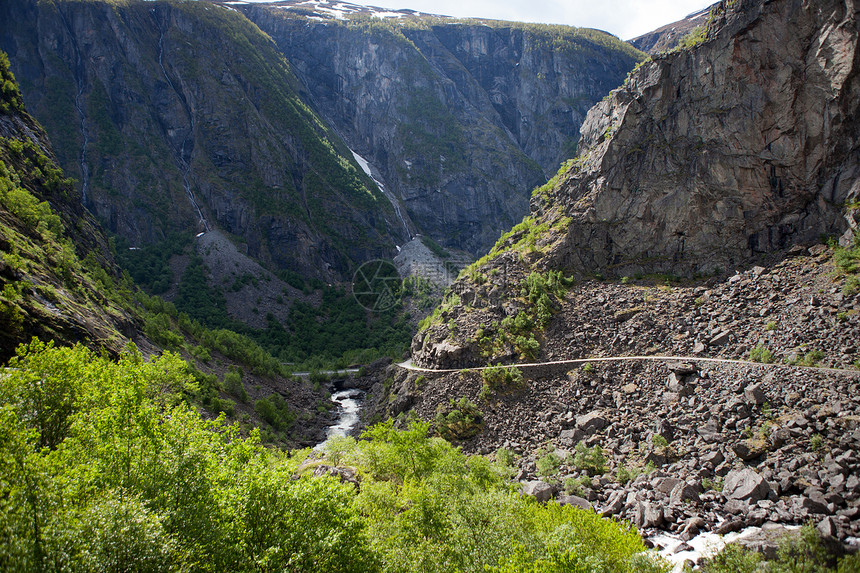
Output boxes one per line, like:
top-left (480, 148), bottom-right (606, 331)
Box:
top-left (0, 52), bottom-right (24, 113)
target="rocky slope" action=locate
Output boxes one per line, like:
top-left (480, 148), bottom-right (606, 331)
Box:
top-left (212, 1), bottom-right (647, 255)
top-left (368, 0), bottom-right (860, 554)
top-left (412, 0), bottom-right (860, 370)
top-left (360, 243), bottom-right (860, 552)
top-left (0, 0), bottom-right (405, 281)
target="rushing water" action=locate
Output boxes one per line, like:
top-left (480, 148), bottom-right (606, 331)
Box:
top-left (316, 389), bottom-right (364, 450)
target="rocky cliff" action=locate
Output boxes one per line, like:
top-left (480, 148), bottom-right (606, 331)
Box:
top-left (412, 0), bottom-right (860, 369)
top-left (240, 2), bottom-right (646, 254)
top-left (630, 3), bottom-right (717, 54)
top-left (0, 0), bottom-right (645, 275)
top-left (0, 0), bottom-right (405, 281)
top-left (0, 51), bottom-right (135, 360)
top-left (548, 0), bottom-right (858, 277)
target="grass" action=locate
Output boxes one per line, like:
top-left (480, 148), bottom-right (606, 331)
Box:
top-left (749, 345), bottom-right (774, 363)
top-left (831, 232), bottom-right (860, 294)
top-left (699, 523), bottom-right (860, 572)
top-left (786, 349), bottom-right (825, 367)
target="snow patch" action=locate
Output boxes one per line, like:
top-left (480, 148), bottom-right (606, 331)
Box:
top-left (351, 150), bottom-right (373, 178)
top-left (350, 149), bottom-right (411, 238)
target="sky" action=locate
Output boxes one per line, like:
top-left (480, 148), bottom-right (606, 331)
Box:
top-left (349, 0), bottom-right (714, 41)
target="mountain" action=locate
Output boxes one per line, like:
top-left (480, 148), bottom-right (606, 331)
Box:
top-left (0, 0), bottom-right (645, 280)
top-left (412, 0), bottom-right (859, 369)
top-left (0, 0), bottom-right (405, 282)
top-left (0, 52), bottom-right (135, 361)
top-left (630, 4), bottom-right (716, 54)
top-left (238, 1), bottom-right (646, 254)
top-left (0, 51), bottom-right (342, 447)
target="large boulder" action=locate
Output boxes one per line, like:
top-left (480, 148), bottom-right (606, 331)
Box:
top-left (520, 480), bottom-right (555, 502)
top-left (723, 468), bottom-right (773, 503)
top-left (576, 411), bottom-right (608, 433)
top-left (632, 501), bottom-right (664, 529)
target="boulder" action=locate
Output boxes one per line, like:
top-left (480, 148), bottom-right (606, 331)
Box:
top-left (709, 331), bottom-right (731, 346)
top-left (521, 480), bottom-right (555, 502)
top-left (632, 501), bottom-right (664, 529)
top-left (680, 517), bottom-right (706, 541)
top-left (654, 418), bottom-right (674, 442)
top-left (601, 490), bottom-right (626, 516)
top-left (732, 438), bottom-right (768, 461)
top-left (576, 411), bottom-right (608, 433)
top-left (558, 428), bottom-right (584, 446)
top-left (723, 468), bottom-right (773, 503)
top-left (667, 362), bottom-right (697, 375)
top-left (796, 494), bottom-right (828, 515)
top-left (557, 495), bottom-right (591, 510)
top-left (653, 477), bottom-right (682, 494)
top-left (670, 481), bottom-right (702, 505)
top-left (701, 449), bottom-right (725, 467)
top-left (697, 418), bottom-right (722, 442)
top-left (744, 383), bottom-right (767, 405)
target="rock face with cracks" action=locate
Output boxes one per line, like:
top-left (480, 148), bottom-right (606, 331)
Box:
top-left (545, 0), bottom-right (860, 278)
top-left (239, 4), bottom-right (645, 255)
top-left (412, 0), bottom-right (860, 371)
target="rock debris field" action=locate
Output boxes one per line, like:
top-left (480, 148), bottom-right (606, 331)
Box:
top-left (360, 245), bottom-right (860, 556)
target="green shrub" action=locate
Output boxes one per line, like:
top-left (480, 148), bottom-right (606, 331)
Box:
top-left (615, 464), bottom-right (640, 485)
top-left (254, 394), bottom-right (295, 431)
top-left (699, 542), bottom-right (762, 573)
top-left (481, 364), bottom-right (523, 388)
top-left (535, 448), bottom-right (562, 478)
top-left (224, 369), bottom-right (248, 403)
top-left (435, 397), bottom-right (483, 441)
top-left (211, 396), bottom-right (235, 417)
top-left (190, 344), bottom-right (211, 363)
top-left (810, 433), bottom-right (824, 452)
top-left (573, 442), bottom-right (607, 476)
top-left (651, 434), bottom-right (668, 448)
top-left (495, 447), bottom-right (515, 468)
top-left (0, 338), bottom-right (661, 572)
top-left (143, 312), bottom-right (185, 349)
top-left (749, 345), bottom-right (774, 363)
top-left (678, 25), bottom-right (707, 49)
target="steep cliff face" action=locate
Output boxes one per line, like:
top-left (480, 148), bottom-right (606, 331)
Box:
top-left (0, 0), bottom-right (404, 281)
top-left (0, 52), bottom-right (134, 360)
top-left (412, 0), bottom-right (860, 368)
top-left (546, 0), bottom-right (859, 276)
top-left (238, 4), bottom-right (645, 254)
top-left (1, 0), bottom-right (645, 268)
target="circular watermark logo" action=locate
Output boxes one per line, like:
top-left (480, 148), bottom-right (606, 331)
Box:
top-left (352, 260), bottom-right (401, 311)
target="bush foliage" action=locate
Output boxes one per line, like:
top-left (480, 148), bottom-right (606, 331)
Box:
top-left (1, 340), bottom-right (663, 573)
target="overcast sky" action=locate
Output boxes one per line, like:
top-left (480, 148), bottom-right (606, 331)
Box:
top-left (353, 0), bottom-right (714, 40)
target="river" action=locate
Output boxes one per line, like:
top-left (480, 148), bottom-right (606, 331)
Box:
top-left (316, 388), bottom-right (365, 450)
